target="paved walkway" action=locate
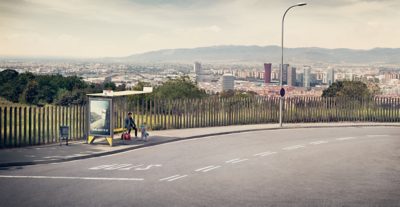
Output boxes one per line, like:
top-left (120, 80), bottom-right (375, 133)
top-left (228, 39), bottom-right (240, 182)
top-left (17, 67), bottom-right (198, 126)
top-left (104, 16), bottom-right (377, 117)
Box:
top-left (0, 122), bottom-right (399, 167)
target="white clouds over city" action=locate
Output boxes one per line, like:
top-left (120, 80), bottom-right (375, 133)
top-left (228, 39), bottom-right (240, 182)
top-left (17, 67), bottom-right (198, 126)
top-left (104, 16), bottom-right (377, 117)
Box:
top-left (0, 0), bottom-right (399, 57)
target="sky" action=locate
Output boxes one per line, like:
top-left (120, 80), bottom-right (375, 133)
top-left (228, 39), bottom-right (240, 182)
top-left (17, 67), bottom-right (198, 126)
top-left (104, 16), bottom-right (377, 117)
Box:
top-left (0, 0), bottom-right (399, 58)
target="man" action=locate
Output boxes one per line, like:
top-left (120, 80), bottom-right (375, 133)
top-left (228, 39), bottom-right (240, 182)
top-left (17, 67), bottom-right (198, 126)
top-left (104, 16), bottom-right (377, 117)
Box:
top-left (125, 112), bottom-right (137, 138)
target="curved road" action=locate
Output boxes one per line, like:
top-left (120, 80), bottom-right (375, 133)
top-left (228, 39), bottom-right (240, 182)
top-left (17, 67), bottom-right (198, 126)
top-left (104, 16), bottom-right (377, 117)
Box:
top-left (0, 127), bottom-right (399, 207)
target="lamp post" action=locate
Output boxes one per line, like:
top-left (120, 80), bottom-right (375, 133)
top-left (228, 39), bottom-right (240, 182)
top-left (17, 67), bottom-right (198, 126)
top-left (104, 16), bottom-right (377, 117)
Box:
top-left (279, 2), bottom-right (307, 127)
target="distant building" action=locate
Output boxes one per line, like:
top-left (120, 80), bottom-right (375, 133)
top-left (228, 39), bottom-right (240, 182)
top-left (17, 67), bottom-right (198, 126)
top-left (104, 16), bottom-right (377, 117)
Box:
top-left (287, 67), bottom-right (297, 86)
top-left (194, 62), bottom-right (202, 75)
top-left (264, 63), bottom-right (272, 84)
top-left (104, 76), bottom-right (112, 83)
top-left (303, 66), bottom-right (311, 89)
top-left (326, 68), bottom-right (334, 85)
top-left (279, 64), bottom-right (289, 84)
top-left (222, 74), bottom-right (235, 92)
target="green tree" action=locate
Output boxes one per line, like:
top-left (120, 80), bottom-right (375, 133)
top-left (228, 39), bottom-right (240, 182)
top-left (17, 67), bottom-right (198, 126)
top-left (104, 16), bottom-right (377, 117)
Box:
top-left (19, 80), bottom-right (39, 105)
top-left (153, 76), bottom-right (207, 100)
top-left (322, 81), bottom-right (372, 100)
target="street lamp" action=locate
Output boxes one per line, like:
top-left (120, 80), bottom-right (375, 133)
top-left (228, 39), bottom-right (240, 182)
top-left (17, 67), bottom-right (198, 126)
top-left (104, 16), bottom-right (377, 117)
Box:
top-left (279, 2), bottom-right (307, 127)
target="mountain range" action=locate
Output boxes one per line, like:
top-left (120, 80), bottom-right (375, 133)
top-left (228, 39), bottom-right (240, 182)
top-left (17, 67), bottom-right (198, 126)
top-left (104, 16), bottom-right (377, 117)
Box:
top-left (119, 45), bottom-right (400, 64)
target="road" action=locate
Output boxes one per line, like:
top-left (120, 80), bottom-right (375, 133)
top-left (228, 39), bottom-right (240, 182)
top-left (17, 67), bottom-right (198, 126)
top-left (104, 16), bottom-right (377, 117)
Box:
top-left (0, 127), bottom-right (399, 207)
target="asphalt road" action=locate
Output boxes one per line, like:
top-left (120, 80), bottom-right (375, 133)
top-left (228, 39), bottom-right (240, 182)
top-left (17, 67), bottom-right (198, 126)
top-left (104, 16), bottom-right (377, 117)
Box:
top-left (0, 127), bottom-right (399, 207)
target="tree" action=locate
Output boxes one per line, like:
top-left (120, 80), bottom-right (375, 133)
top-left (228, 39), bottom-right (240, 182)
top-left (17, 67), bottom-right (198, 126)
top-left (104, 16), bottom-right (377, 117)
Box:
top-left (322, 81), bottom-right (372, 100)
top-left (153, 76), bottom-right (207, 100)
top-left (19, 80), bottom-right (39, 105)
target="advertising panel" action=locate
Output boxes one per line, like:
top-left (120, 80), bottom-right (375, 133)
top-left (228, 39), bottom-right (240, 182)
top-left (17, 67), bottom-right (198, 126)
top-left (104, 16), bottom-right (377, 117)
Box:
top-left (89, 98), bottom-right (112, 137)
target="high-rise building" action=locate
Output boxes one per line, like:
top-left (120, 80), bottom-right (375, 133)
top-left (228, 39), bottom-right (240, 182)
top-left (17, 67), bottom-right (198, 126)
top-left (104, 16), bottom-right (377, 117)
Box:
top-left (326, 68), bottom-right (334, 85)
top-left (194, 62), bottom-right (202, 75)
top-left (287, 67), bottom-right (297, 86)
top-left (264, 63), bottom-right (272, 84)
top-left (279, 64), bottom-right (289, 85)
top-left (222, 74), bottom-right (235, 92)
top-left (303, 66), bottom-right (311, 89)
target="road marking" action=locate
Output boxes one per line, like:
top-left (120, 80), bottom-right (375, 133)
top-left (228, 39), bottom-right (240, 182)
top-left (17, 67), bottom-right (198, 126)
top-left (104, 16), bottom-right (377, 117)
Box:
top-left (89, 165), bottom-right (115, 170)
top-left (309, 141), bottom-right (328, 145)
top-left (367, 135), bottom-right (389, 137)
top-left (167, 175), bottom-right (188, 182)
top-left (336, 137), bottom-right (356, 141)
top-left (119, 164), bottom-right (143, 170)
top-left (283, 145), bottom-right (305, 150)
top-left (159, 175), bottom-right (181, 181)
top-left (230, 159), bottom-right (248, 164)
top-left (202, 166), bottom-right (221, 172)
top-left (104, 164), bottom-right (132, 170)
top-left (134, 164), bottom-right (162, 171)
top-left (225, 158), bottom-right (241, 163)
top-left (195, 165), bottom-right (215, 172)
top-left (254, 151), bottom-right (277, 157)
top-left (0, 175), bottom-right (144, 181)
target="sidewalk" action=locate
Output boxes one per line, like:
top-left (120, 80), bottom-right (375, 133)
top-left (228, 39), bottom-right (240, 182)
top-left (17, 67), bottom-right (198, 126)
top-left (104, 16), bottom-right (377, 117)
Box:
top-left (1, 122), bottom-right (399, 167)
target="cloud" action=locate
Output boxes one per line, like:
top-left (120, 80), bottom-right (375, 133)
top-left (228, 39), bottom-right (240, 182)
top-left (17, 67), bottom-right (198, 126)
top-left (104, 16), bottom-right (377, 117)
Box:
top-left (0, 0), bottom-right (399, 57)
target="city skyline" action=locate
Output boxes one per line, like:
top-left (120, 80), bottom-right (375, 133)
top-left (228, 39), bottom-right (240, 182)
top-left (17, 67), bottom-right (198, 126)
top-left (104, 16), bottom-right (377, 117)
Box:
top-left (1, 0), bottom-right (400, 58)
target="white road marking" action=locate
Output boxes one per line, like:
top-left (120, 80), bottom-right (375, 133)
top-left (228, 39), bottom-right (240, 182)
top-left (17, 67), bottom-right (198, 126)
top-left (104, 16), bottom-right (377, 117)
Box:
top-left (134, 164), bottom-right (162, 171)
top-left (254, 151), bottom-right (277, 157)
top-left (230, 159), bottom-right (248, 164)
top-left (202, 166), bottom-right (221, 172)
top-left (195, 165), bottom-right (215, 172)
top-left (0, 175), bottom-right (144, 181)
top-left (167, 175), bottom-right (188, 182)
top-left (367, 135), bottom-right (389, 137)
top-left (119, 164), bottom-right (143, 171)
top-left (225, 158), bottom-right (241, 163)
top-left (159, 175), bottom-right (181, 181)
top-left (89, 165), bottom-right (114, 170)
top-left (104, 164), bottom-right (132, 170)
top-left (309, 141), bottom-right (328, 145)
top-left (283, 145), bottom-right (305, 150)
top-left (336, 137), bottom-right (356, 141)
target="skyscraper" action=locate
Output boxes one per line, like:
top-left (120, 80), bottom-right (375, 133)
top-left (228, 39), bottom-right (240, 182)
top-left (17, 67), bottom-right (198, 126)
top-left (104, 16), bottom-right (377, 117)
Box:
top-left (326, 68), bottom-right (334, 86)
top-left (303, 66), bottom-right (311, 89)
top-left (279, 64), bottom-right (289, 85)
top-left (264, 63), bottom-right (272, 84)
top-left (222, 74), bottom-right (235, 92)
top-left (287, 67), bottom-right (297, 86)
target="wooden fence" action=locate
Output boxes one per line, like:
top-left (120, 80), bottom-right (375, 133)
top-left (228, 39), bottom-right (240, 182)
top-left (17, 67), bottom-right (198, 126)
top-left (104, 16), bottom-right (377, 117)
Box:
top-left (1, 97), bottom-right (399, 148)
top-left (0, 105), bottom-right (86, 148)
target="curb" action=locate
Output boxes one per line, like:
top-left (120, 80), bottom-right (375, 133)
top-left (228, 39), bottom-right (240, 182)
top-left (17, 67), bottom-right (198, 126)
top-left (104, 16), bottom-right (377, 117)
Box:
top-left (1, 124), bottom-right (399, 167)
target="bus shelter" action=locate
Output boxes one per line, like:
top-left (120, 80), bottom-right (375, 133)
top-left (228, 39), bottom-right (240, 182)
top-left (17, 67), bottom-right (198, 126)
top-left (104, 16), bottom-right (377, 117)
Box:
top-left (87, 88), bottom-right (152, 146)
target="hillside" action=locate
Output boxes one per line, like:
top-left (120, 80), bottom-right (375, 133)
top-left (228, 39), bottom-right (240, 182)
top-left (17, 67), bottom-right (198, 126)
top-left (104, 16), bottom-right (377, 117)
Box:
top-left (120, 45), bottom-right (400, 64)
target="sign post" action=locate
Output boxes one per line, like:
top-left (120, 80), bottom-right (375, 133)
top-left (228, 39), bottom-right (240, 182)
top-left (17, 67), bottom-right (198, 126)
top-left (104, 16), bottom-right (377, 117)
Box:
top-left (59, 126), bottom-right (69, 146)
